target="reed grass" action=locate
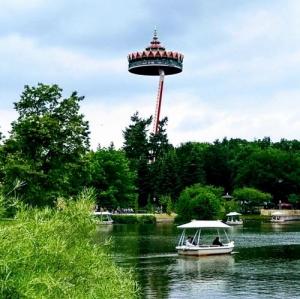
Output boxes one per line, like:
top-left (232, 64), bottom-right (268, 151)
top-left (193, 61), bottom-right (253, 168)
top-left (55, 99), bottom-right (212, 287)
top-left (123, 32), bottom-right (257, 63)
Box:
top-left (0, 190), bottom-right (139, 298)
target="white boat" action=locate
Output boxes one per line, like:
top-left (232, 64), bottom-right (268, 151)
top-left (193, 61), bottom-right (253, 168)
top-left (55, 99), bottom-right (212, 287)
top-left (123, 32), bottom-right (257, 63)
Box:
top-left (92, 211), bottom-right (113, 224)
top-left (226, 212), bottom-right (243, 225)
top-left (270, 211), bottom-right (300, 223)
top-left (176, 220), bottom-right (234, 256)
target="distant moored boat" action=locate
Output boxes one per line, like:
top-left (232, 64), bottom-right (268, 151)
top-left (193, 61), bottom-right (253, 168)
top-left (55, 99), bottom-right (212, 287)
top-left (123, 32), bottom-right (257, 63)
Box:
top-left (226, 212), bottom-right (243, 225)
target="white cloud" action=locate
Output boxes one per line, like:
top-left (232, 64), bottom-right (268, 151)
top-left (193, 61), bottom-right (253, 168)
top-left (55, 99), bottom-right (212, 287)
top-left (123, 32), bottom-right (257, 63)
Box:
top-left (224, 9), bottom-right (283, 44)
top-left (77, 88), bottom-right (300, 149)
top-left (0, 34), bottom-right (125, 80)
top-left (156, 88), bottom-right (299, 145)
top-left (0, 0), bottom-right (43, 11)
top-left (187, 49), bottom-right (300, 86)
top-left (81, 94), bottom-right (155, 149)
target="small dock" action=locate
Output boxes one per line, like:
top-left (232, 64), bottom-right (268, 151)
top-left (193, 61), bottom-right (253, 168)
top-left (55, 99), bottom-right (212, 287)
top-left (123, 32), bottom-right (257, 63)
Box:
top-left (261, 209), bottom-right (300, 217)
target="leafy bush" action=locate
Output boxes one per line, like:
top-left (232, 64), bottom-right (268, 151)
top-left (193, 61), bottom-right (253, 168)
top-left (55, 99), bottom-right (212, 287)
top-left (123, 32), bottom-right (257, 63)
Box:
top-left (233, 187), bottom-right (272, 213)
top-left (138, 215), bottom-right (156, 224)
top-left (222, 200), bottom-right (240, 217)
top-left (112, 214), bottom-right (156, 224)
top-left (0, 194), bottom-right (6, 218)
top-left (176, 184), bottom-right (222, 221)
top-left (0, 190), bottom-right (139, 298)
top-left (288, 193), bottom-right (300, 206)
top-left (112, 214), bottom-right (139, 224)
top-left (159, 195), bottom-right (173, 215)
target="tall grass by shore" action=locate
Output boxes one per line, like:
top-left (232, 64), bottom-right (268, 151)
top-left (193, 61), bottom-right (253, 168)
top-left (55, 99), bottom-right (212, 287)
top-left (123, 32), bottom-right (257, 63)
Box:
top-left (0, 190), bottom-right (139, 298)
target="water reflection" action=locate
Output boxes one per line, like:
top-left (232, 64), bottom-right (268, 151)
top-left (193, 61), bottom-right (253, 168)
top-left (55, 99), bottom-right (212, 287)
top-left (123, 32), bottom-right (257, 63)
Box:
top-left (95, 223), bottom-right (113, 233)
top-left (95, 221), bottom-right (300, 299)
top-left (174, 254), bottom-right (235, 275)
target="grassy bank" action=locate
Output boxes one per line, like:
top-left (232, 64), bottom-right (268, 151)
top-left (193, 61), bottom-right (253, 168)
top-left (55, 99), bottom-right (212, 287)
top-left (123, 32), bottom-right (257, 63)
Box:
top-left (0, 192), bottom-right (139, 298)
top-left (111, 213), bottom-right (176, 224)
top-left (112, 214), bottom-right (156, 224)
top-left (241, 214), bottom-right (270, 221)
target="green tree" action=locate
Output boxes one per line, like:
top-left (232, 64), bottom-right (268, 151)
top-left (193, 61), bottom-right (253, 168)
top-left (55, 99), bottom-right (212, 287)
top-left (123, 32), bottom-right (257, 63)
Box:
top-left (159, 195), bottom-right (173, 215)
top-left (151, 149), bottom-right (181, 201)
top-left (233, 187), bottom-right (272, 213)
top-left (123, 112), bottom-right (152, 206)
top-left (203, 139), bottom-right (233, 191)
top-left (122, 112), bottom-right (152, 167)
top-left (87, 147), bottom-right (136, 209)
top-left (288, 193), bottom-right (300, 208)
top-left (234, 147), bottom-right (300, 202)
top-left (175, 142), bottom-right (207, 189)
top-left (176, 184), bottom-right (222, 221)
top-left (2, 83), bottom-right (90, 206)
top-left (149, 117), bottom-right (172, 161)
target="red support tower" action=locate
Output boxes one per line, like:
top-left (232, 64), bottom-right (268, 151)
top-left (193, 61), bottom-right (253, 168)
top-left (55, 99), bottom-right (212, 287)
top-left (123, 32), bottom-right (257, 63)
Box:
top-left (128, 30), bottom-right (184, 134)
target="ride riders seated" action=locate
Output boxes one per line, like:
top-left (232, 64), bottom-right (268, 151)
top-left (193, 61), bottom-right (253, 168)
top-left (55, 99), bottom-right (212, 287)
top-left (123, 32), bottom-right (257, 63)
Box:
top-left (212, 236), bottom-right (223, 246)
top-left (185, 236), bottom-right (196, 246)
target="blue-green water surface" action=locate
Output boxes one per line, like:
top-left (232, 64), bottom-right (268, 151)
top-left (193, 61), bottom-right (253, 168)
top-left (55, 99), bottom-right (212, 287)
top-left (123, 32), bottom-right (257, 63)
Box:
top-left (96, 221), bottom-right (300, 299)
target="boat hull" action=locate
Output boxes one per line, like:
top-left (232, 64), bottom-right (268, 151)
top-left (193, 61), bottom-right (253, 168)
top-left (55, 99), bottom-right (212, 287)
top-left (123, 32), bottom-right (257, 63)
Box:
top-left (226, 220), bottom-right (243, 225)
top-left (176, 242), bottom-right (234, 256)
top-left (95, 220), bottom-right (114, 225)
top-left (271, 216), bottom-right (300, 223)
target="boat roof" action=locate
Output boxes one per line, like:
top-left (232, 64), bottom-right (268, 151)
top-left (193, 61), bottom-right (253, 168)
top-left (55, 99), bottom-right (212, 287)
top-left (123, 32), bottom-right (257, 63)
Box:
top-left (93, 211), bottom-right (112, 215)
top-left (271, 211), bottom-right (284, 216)
top-left (226, 212), bottom-right (242, 216)
top-left (177, 220), bottom-right (231, 229)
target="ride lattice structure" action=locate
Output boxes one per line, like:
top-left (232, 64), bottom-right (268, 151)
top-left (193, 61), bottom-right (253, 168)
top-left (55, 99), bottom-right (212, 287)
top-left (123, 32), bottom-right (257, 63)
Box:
top-left (128, 30), bottom-right (184, 134)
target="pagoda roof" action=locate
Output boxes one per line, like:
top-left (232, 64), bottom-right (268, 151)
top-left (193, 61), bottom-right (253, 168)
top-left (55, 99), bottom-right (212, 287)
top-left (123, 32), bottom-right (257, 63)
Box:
top-left (128, 30), bottom-right (184, 63)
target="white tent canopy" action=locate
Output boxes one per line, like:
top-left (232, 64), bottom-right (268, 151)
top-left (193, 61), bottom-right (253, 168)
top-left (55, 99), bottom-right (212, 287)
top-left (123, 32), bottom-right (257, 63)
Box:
top-left (93, 211), bottom-right (112, 215)
top-left (226, 212), bottom-right (241, 216)
top-left (177, 220), bottom-right (231, 229)
top-left (271, 211), bottom-right (284, 216)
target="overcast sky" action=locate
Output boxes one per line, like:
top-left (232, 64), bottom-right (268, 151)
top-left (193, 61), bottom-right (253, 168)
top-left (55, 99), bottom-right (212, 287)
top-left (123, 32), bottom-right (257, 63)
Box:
top-left (0, 0), bottom-right (300, 149)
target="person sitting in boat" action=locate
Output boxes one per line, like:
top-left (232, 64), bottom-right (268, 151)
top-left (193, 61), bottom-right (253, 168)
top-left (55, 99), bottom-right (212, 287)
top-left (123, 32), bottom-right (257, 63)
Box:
top-left (185, 236), bottom-right (195, 246)
top-left (212, 236), bottom-right (223, 246)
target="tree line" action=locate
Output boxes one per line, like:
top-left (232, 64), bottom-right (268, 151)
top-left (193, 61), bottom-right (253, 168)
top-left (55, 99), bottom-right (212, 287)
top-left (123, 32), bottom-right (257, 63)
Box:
top-left (1, 83), bottom-right (300, 213)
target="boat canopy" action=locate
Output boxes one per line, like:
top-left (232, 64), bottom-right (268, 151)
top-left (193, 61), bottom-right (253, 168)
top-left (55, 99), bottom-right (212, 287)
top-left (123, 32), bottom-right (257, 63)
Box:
top-left (93, 211), bottom-right (112, 216)
top-left (177, 220), bottom-right (231, 229)
top-left (271, 211), bottom-right (284, 216)
top-left (226, 212), bottom-right (241, 216)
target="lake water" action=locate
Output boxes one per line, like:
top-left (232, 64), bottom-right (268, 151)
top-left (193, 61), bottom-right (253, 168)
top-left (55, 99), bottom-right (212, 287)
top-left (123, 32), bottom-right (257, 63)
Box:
top-left (96, 220), bottom-right (300, 299)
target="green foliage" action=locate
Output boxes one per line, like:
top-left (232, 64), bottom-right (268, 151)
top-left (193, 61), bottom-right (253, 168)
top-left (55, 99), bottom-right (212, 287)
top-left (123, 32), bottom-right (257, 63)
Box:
top-left (0, 194), bottom-right (6, 218)
top-left (146, 196), bottom-right (155, 213)
top-left (0, 190), bottom-right (138, 298)
top-left (176, 184), bottom-right (222, 221)
top-left (159, 195), bottom-right (173, 215)
top-left (123, 112), bottom-right (173, 207)
top-left (233, 187), bottom-right (272, 213)
top-left (112, 214), bottom-right (139, 224)
top-left (139, 215), bottom-right (156, 224)
top-left (288, 193), bottom-right (300, 205)
top-left (0, 179), bottom-right (26, 218)
top-left (222, 200), bottom-right (240, 216)
top-left (151, 149), bottom-right (181, 200)
top-left (234, 146), bottom-right (300, 201)
top-left (122, 113), bottom-right (300, 210)
top-left (112, 214), bottom-right (156, 224)
top-left (87, 147), bottom-right (136, 208)
top-left (149, 117), bottom-right (172, 160)
top-left (175, 142), bottom-right (207, 189)
top-left (2, 83), bottom-right (90, 206)
top-left (203, 139), bottom-right (233, 191)
top-left (133, 194), bottom-right (139, 213)
top-left (123, 112), bottom-right (152, 166)
top-left (122, 112), bottom-right (152, 206)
